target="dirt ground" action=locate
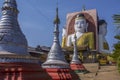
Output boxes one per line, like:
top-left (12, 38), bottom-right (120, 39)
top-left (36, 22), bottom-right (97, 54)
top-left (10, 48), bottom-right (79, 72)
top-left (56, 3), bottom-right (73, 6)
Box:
top-left (77, 63), bottom-right (120, 80)
top-left (94, 65), bottom-right (120, 80)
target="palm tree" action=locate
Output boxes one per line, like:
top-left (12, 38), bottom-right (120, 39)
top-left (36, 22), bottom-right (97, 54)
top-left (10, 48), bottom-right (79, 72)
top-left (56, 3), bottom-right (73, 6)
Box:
top-left (113, 14), bottom-right (120, 29)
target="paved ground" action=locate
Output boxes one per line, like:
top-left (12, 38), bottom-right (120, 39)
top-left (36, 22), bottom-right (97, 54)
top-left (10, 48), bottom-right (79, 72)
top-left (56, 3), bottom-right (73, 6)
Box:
top-left (77, 63), bottom-right (120, 80)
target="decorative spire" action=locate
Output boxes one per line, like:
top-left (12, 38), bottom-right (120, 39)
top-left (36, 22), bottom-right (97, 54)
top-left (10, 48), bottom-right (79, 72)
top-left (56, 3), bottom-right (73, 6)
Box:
top-left (53, 7), bottom-right (60, 24)
top-left (0, 0), bottom-right (28, 55)
top-left (5, 0), bottom-right (16, 2)
top-left (42, 7), bottom-right (69, 68)
top-left (71, 34), bottom-right (81, 64)
top-left (82, 5), bottom-right (86, 11)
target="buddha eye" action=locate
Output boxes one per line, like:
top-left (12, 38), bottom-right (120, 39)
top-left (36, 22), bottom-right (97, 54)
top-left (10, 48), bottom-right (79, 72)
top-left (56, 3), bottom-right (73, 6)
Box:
top-left (75, 22), bottom-right (79, 25)
top-left (81, 21), bottom-right (84, 24)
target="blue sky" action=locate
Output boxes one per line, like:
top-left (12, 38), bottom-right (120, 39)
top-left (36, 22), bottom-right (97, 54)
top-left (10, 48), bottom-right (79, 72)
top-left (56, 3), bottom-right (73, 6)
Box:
top-left (0, 0), bottom-right (120, 51)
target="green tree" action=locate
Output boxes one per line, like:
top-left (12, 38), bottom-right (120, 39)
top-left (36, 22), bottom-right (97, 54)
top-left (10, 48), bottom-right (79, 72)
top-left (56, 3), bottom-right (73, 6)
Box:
top-left (112, 14), bottom-right (120, 72)
top-left (112, 41), bottom-right (120, 61)
top-left (113, 14), bottom-right (120, 29)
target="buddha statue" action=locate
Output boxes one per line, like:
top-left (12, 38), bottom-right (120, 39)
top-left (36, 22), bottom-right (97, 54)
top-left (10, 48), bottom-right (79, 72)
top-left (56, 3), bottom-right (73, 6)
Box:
top-left (62, 14), bottom-right (94, 51)
top-left (98, 20), bottom-right (110, 53)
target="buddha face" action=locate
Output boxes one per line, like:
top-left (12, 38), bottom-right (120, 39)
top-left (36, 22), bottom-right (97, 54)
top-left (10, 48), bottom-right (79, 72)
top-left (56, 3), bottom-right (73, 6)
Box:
top-left (99, 23), bottom-right (107, 36)
top-left (74, 18), bottom-right (88, 33)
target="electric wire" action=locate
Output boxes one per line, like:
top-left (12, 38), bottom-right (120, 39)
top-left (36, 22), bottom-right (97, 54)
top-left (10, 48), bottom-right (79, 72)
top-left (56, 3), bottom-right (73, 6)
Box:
top-left (24, 0), bottom-right (52, 25)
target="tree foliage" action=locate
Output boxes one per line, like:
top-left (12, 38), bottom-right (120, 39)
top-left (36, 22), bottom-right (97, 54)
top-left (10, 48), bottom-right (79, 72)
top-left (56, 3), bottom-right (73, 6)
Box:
top-left (113, 14), bottom-right (120, 29)
top-left (114, 35), bottom-right (120, 40)
top-left (112, 14), bottom-right (120, 72)
top-left (113, 32), bottom-right (120, 60)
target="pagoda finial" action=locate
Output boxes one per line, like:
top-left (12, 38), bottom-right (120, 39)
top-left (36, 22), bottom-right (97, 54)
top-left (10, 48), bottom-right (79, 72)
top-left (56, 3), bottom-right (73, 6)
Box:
top-left (71, 33), bottom-right (81, 64)
top-left (5, 0), bottom-right (16, 3)
top-left (53, 6), bottom-right (60, 24)
top-left (2, 0), bottom-right (18, 14)
top-left (0, 0), bottom-right (28, 55)
top-left (42, 7), bottom-right (69, 68)
top-left (82, 5), bottom-right (86, 11)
